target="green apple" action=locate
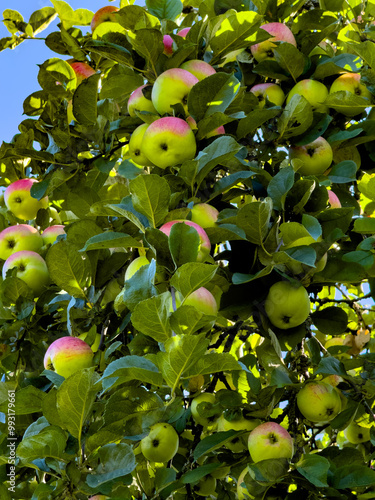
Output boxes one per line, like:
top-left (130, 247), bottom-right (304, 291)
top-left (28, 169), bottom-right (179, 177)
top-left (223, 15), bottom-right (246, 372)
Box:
top-left (128, 123), bottom-right (155, 167)
top-left (0, 224), bottom-right (43, 260)
top-left (4, 179), bottom-right (49, 221)
top-left (191, 392), bottom-right (216, 426)
top-left (159, 220), bottom-right (210, 262)
top-left (289, 136), bottom-right (333, 176)
top-left (151, 68), bottom-right (199, 115)
top-left (2, 250), bottom-right (49, 295)
top-left (140, 422), bottom-right (179, 462)
top-left (125, 255), bottom-right (150, 281)
top-left (191, 203), bottom-right (219, 228)
top-left (250, 22), bottom-right (296, 62)
top-left (41, 225), bottom-right (65, 246)
top-left (297, 381), bottom-right (342, 422)
top-left (127, 84), bottom-right (158, 120)
top-left (248, 422), bottom-right (294, 462)
top-left (44, 336), bottom-right (94, 378)
top-left (179, 60), bottom-right (216, 81)
top-left (193, 475), bottom-right (217, 496)
top-left (329, 72), bottom-right (372, 116)
top-left (264, 281), bottom-right (310, 330)
top-left (183, 287), bottom-right (218, 315)
top-left (91, 5), bottom-right (119, 32)
top-left (250, 83), bottom-right (285, 108)
top-left (48, 207), bottom-right (61, 225)
top-left (286, 79), bottom-right (328, 113)
top-left (217, 413), bottom-right (260, 452)
top-left (344, 422), bottom-right (371, 444)
top-left (141, 117), bottom-right (196, 169)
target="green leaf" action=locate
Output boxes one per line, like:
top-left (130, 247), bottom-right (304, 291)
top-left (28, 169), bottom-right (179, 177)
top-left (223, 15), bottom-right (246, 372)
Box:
top-left (311, 306), bottom-right (348, 334)
top-left (0, 385), bottom-right (46, 415)
top-left (185, 351), bottom-right (241, 377)
top-left (131, 292), bottom-right (172, 342)
top-left (101, 355), bottom-right (163, 391)
top-left (182, 463), bottom-right (221, 483)
top-left (72, 74), bottom-right (100, 125)
top-left (302, 214), bottom-right (322, 240)
top-left (84, 39), bottom-right (133, 66)
top-left (237, 199), bottom-right (272, 245)
top-left (358, 172), bottom-right (375, 201)
top-left (278, 94), bottom-right (313, 139)
top-left (353, 217), bottom-right (375, 234)
top-left (169, 223), bottom-right (200, 267)
top-left (332, 465), bottom-right (375, 489)
top-left (297, 454), bottom-right (330, 487)
top-left (86, 443), bottom-right (136, 488)
top-left (249, 458), bottom-right (289, 483)
top-left (273, 44), bottom-right (307, 81)
top-left (267, 166), bottom-right (295, 211)
top-left (37, 57), bottom-right (76, 95)
top-left (316, 356), bottom-right (347, 377)
top-left (237, 108), bottom-right (281, 140)
top-left (122, 259), bottom-right (158, 311)
top-left (328, 160), bottom-right (357, 183)
top-left (116, 5), bottom-right (160, 30)
top-left (129, 28), bottom-right (164, 63)
top-left (79, 232), bottom-right (141, 252)
top-left (193, 430), bottom-right (239, 460)
top-left (56, 368), bottom-right (100, 439)
top-left (325, 91), bottom-right (371, 115)
top-left (318, 208), bottom-right (354, 239)
top-left (146, 0), bottom-right (183, 20)
top-left (16, 425), bottom-right (67, 464)
top-left (170, 262), bottom-right (217, 297)
top-left (28, 8), bottom-right (57, 35)
top-left (129, 174), bottom-right (170, 228)
top-left (284, 246), bottom-right (317, 267)
top-left (170, 305), bottom-right (215, 335)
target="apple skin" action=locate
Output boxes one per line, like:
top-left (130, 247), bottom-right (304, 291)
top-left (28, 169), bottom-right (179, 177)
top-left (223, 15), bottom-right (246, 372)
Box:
top-left (264, 281), bottom-right (310, 330)
top-left (179, 60), bottom-right (216, 81)
top-left (248, 422), bottom-right (294, 462)
top-left (125, 256), bottom-right (150, 281)
top-left (163, 34), bottom-right (174, 56)
top-left (88, 496), bottom-right (108, 500)
top-left (151, 68), bottom-right (199, 115)
top-left (127, 84), bottom-right (158, 120)
top-left (183, 287), bottom-right (218, 316)
top-left (329, 72), bottom-right (372, 116)
top-left (191, 203), bottom-right (219, 228)
top-left (286, 79), bottom-right (329, 113)
top-left (289, 136), bottom-right (333, 176)
top-left (251, 22), bottom-right (297, 62)
top-left (328, 189), bottom-right (341, 208)
top-left (91, 5), bottom-right (119, 32)
top-left (159, 220), bottom-right (210, 262)
top-left (297, 381), bottom-right (342, 422)
top-left (67, 59), bottom-right (96, 85)
top-left (194, 475), bottom-right (217, 496)
top-left (191, 392), bottom-right (216, 426)
top-left (141, 117), bottom-right (196, 169)
top-left (4, 179), bottom-right (49, 221)
top-left (0, 224), bottom-right (43, 260)
top-left (128, 123), bottom-right (155, 167)
top-left (250, 83), bottom-right (285, 108)
top-left (344, 422), bottom-right (371, 444)
top-left (41, 225), bottom-right (65, 246)
top-left (2, 250), bottom-right (49, 295)
top-left (177, 27), bottom-right (191, 38)
top-left (140, 422), bottom-right (179, 462)
top-left (44, 336), bottom-right (94, 379)
top-left (217, 413), bottom-right (260, 452)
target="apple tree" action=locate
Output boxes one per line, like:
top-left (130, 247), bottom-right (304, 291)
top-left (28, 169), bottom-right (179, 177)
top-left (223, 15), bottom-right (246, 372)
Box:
top-left (1, 0), bottom-right (375, 498)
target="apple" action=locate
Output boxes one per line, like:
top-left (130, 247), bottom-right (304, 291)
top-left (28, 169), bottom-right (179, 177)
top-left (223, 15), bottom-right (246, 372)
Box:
top-left (329, 72), bottom-right (372, 116)
top-left (183, 287), bottom-right (218, 316)
top-left (128, 123), bottom-right (155, 167)
top-left (237, 466), bottom-right (267, 499)
top-left (177, 27), bottom-right (191, 38)
top-left (248, 422), bottom-right (294, 462)
top-left (191, 392), bottom-right (216, 426)
top-left (159, 220), bottom-right (210, 262)
top-left (250, 83), bottom-right (285, 108)
top-left (2, 250), bottom-right (49, 295)
top-left (217, 413), bottom-right (260, 452)
top-left (289, 136), bottom-right (333, 176)
top-left (41, 225), bottom-right (66, 246)
top-left (91, 5), bottom-right (119, 32)
top-left (344, 422), bottom-right (371, 444)
top-left (179, 60), bottom-right (216, 81)
top-left (67, 59), bottom-right (96, 85)
top-left (88, 496), bottom-right (108, 500)
top-left (193, 475), bottom-right (217, 496)
top-left (286, 79), bottom-right (329, 113)
top-left (163, 35), bottom-right (174, 56)
top-left (125, 255), bottom-right (150, 281)
top-left (140, 422), bottom-right (179, 462)
top-left (250, 22), bottom-right (297, 63)
top-left (297, 381), bottom-right (342, 422)
top-left (141, 117), bottom-right (196, 169)
top-left (4, 179), bottom-right (49, 221)
top-left (186, 116), bottom-right (225, 138)
top-left (49, 207), bottom-right (61, 225)
top-left (325, 337), bottom-right (350, 359)
top-left (151, 68), bottom-right (199, 115)
top-left (44, 336), bottom-right (94, 379)
top-left (0, 224), bottom-right (43, 260)
top-left (264, 281), bottom-right (310, 330)
top-left (328, 189), bottom-right (341, 208)
top-left (191, 203), bottom-right (219, 228)
top-left (127, 84), bottom-right (158, 120)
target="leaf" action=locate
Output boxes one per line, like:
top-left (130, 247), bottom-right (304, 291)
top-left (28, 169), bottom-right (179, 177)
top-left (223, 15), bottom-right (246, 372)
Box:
top-left (185, 351), bottom-right (241, 377)
top-left (324, 91), bottom-right (371, 115)
top-left (182, 463), bottom-right (221, 483)
top-left (131, 292), bottom-right (172, 342)
top-left (237, 108), bottom-right (281, 140)
top-left (0, 386), bottom-right (46, 415)
top-left (72, 74), bottom-right (100, 125)
top-left (129, 174), bottom-right (170, 228)
top-left (267, 166), bottom-right (295, 211)
top-left (128, 28), bottom-right (164, 63)
top-left (312, 307), bottom-right (348, 334)
top-left (332, 465), bottom-right (375, 489)
top-left (193, 430), bottom-right (239, 460)
top-left (79, 232), bottom-right (141, 252)
top-left (101, 355), bottom-right (163, 391)
top-left (318, 208), bottom-right (354, 238)
top-left (273, 44), bottom-right (307, 81)
top-left (86, 443), bottom-right (136, 488)
top-left (122, 259), bottom-right (158, 311)
top-left (84, 39), bottom-right (133, 66)
top-left (297, 454), bottom-right (330, 487)
top-left (278, 94), bottom-right (313, 139)
top-left (328, 160), bottom-right (357, 184)
top-left (358, 172), bottom-right (375, 201)
top-left (145, 0), bottom-right (183, 20)
top-left (316, 357), bottom-right (347, 378)
top-left (237, 199), bottom-right (272, 245)
top-left (16, 426), bottom-right (67, 464)
top-left (170, 263), bottom-right (217, 297)
top-left (353, 217), bottom-right (375, 234)
top-left (56, 368), bottom-right (99, 439)
top-left (169, 223), bottom-right (200, 267)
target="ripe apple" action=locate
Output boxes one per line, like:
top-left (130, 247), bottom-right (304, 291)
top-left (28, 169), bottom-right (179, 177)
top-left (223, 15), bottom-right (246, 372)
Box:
top-left (344, 422), bottom-right (371, 444)
top-left (248, 421), bottom-right (294, 462)
top-left (179, 60), bottom-right (216, 81)
top-left (141, 117), bottom-right (196, 169)
top-left (91, 5), bottom-right (119, 32)
top-left (127, 84), bottom-right (158, 120)
top-left (41, 225), bottom-right (66, 246)
top-left (4, 179), bottom-right (49, 221)
top-left (2, 250), bottom-right (49, 295)
top-left (163, 34), bottom-right (174, 56)
top-left (250, 22), bottom-right (297, 63)
top-left (286, 79), bottom-right (329, 113)
top-left (0, 224), bottom-right (43, 260)
top-left (191, 392), bottom-right (216, 426)
top-left (264, 281), bottom-right (310, 330)
top-left (125, 255), bottom-right (150, 281)
top-left (190, 203), bottom-right (219, 228)
top-left (193, 475), bottom-right (217, 496)
top-left (128, 123), bottom-right (155, 167)
top-left (88, 496), bottom-right (108, 500)
top-left (67, 59), bottom-right (96, 85)
top-left (250, 83), bottom-right (285, 108)
top-left (151, 68), bottom-right (199, 115)
top-left (297, 381), bottom-right (342, 422)
top-left (140, 422), bottom-right (179, 462)
top-left (329, 72), bottom-right (372, 116)
top-left (44, 336), bottom-right (94, 379)
top-left (289, 136), bottom-right (333, 176)
top-left (217, 413), bottom-right (260, 452)
top-left (177, 27), bottom-right (191, 38)
top-left (159, 220), bottom-right (210, 262)
top-left (328, 189), bottom-right (341, 208)
top-left (183, 287), bottom-right (218, 316)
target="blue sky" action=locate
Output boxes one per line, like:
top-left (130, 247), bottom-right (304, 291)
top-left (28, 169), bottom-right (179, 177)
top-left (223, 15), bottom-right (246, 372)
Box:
top-left (0, 1), bottom-right (143, 143)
